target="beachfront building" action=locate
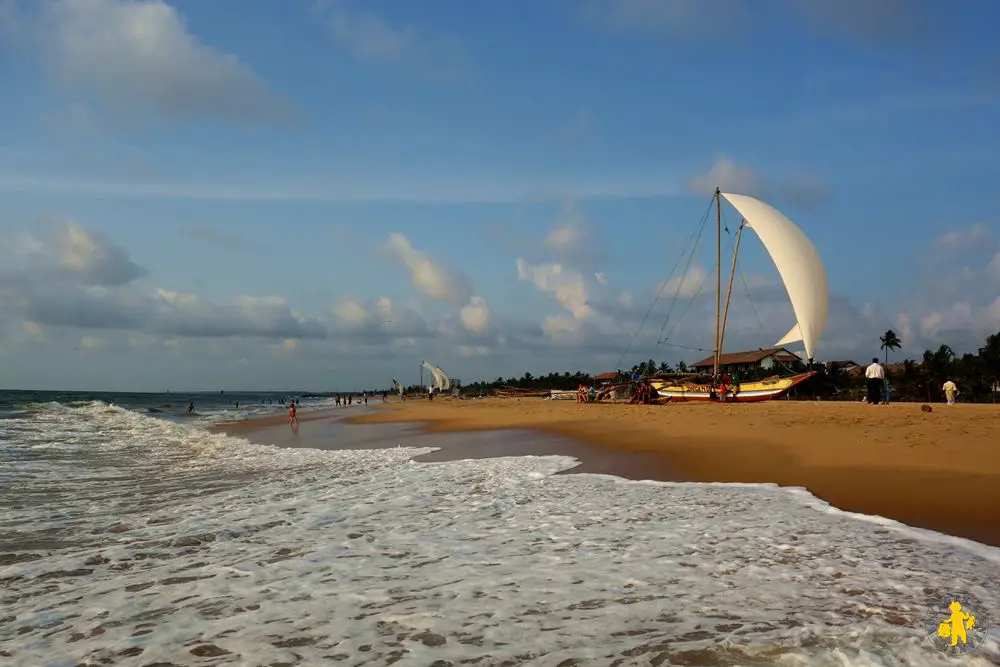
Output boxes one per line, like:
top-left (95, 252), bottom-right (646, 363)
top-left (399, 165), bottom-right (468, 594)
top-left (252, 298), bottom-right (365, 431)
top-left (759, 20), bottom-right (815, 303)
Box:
top-left (690, 347), bottom-right (801, 376)
top-left (826, 360), bottom-right (862, 374)
top-left (592, 371), bottom-right (621, 386)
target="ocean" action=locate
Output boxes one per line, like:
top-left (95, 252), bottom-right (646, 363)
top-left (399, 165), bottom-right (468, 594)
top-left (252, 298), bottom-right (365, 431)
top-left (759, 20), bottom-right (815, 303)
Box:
top-left (1, 390), bottom-right (999, 666)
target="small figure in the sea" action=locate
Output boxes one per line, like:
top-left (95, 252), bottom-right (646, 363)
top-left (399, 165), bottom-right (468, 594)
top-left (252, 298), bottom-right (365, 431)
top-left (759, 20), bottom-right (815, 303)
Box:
top-left (937, 601), bottom-right (975, 648)
top-left (187, 401), bottom-right (195, 414)
top-left (864, 358), bottom-right (884, 404)
top-left (288, 402), bottom-right (298, 428)
top-left (336, 396), bottom-right (341, 406)
top-left (943, 379), bottom-right (958, 405)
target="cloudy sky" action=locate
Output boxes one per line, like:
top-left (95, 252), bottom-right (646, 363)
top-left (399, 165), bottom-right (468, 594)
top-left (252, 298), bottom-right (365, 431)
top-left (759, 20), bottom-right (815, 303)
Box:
top-left (1, 0), bottom-right (999, 392)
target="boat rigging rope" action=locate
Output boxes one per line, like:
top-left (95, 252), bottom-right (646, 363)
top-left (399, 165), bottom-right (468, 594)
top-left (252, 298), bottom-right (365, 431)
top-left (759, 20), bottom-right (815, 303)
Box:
top-left (655, 210), bottom-right (736, 354)
top-left (653, 210), bottom-right (711, 345)
top-left (614, 195), bottom-right (715, 371)
top-left (739, 270), bottom-right (768, 336)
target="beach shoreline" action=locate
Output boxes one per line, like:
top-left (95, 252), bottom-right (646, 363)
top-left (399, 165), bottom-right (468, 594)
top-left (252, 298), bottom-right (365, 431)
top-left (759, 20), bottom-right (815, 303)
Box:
top-left (213, 398), bottom-right (1000, 548)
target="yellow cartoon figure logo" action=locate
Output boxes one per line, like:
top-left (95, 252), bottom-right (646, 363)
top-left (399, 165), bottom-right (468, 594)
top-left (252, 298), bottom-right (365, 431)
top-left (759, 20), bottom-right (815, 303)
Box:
top-left (937, 602), bottom-right (975, 647)
top-left (925, 596), bottom-right (989, 655)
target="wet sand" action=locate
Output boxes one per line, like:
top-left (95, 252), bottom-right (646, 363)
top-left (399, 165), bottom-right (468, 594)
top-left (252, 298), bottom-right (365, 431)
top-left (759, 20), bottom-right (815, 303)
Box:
top-left (215, 399), bottom-right (1000, 548)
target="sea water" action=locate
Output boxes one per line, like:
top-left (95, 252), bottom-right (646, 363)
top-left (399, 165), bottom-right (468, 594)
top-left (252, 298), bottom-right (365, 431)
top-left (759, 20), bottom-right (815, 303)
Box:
top-left (1, 395), bottom-right (999, 666)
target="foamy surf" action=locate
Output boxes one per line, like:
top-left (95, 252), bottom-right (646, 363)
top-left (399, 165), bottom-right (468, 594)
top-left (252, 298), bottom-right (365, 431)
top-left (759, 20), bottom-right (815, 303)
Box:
top-left (1, 402), bottom-right (998, 666)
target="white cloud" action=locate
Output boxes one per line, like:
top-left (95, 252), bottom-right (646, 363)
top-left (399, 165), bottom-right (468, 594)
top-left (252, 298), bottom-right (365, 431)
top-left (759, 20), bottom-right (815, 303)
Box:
top-left (315, 0), bottom-right (467, 79)
top-left (885, 223), bottom-right (1000, 355)
top-left (516, 258), bottom-right (593, 321)
top-left (545, 223), bottom-right (587, 255)
top-left (336, 298), bottom-right (368, 326)
top-left (79, 335), bottom-right (102, 349)
top-left (656, 266), bottom-right (708, 301)
top-left (270, 338), bottom-right (298, 356)
top-left (21, 320), bottom-right (43, 335)
top-left (935, 223), bottom-right (994, 253)
top-left (36, 0), bottom-right (289, 121)
top-left (988, 251), bottom-right (1000, 280)
top-left (595, 272), bottom-right (608, 285)
top-left (383, 233), bottom-right (472, 304)
top-left (459, 296), bottom-right (491, 333)
top-left (687, 156), bottom-right (831, 209)
top-left (541, 314), bottom-right (583, 342)
top-left (687, 156), bottom-right (764, 197)
top-left (1, 218), bottom-right (147, 286)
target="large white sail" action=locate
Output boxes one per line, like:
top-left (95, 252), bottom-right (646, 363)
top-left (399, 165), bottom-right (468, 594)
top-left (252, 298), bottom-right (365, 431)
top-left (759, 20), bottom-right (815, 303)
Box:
top-left (720, 192), bottom-right (828, 361)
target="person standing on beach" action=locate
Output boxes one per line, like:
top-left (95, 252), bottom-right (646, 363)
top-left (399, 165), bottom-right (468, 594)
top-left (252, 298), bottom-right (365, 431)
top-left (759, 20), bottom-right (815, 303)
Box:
top-left (943, 379), bottom-right (958, 405)
top-left (288, 402), bottom-right (298, 427)
top-left (865, 358), bottom-right (884, 404)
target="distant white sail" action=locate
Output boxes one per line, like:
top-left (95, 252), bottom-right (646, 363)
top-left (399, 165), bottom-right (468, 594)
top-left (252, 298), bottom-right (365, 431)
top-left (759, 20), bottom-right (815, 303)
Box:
top-left (720, 193), bottom-right (829, 361)
top-left (421, 361), bottom-right (452, 391)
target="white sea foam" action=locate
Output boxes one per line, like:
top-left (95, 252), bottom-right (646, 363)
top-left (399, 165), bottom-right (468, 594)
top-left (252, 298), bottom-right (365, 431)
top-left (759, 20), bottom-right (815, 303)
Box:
top-left (1, 402), bottom-right (999, 666)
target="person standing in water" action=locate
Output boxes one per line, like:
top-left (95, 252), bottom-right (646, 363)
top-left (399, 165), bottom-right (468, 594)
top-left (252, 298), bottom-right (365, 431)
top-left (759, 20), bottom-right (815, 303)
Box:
top-left (288, 402), bottom-right (298, 427)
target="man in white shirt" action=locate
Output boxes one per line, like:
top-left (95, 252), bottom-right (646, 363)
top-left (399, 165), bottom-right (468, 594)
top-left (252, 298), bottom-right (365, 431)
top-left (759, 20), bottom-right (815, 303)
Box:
top-left (865, 357), bottom-right (885, 404)
top-left (942, 379), bottom-right (958, 405)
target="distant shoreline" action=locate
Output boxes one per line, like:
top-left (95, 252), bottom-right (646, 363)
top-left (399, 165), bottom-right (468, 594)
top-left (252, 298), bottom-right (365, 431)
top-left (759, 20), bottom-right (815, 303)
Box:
top-left (214, 398), bottom-right (1000, 549)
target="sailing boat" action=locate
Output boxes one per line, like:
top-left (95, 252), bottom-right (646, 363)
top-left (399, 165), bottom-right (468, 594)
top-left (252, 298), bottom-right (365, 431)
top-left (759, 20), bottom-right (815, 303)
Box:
top-left (648, 189), bottom-right (828, 402)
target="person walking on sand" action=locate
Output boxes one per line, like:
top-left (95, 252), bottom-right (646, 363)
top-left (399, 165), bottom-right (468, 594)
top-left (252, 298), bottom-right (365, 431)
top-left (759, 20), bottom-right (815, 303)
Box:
top-left (943, 379), bottom-right (958, 405)
top-left (288, 402), bottom-right (298, 428)
top-left (865, 357), bottom-right (884, 404)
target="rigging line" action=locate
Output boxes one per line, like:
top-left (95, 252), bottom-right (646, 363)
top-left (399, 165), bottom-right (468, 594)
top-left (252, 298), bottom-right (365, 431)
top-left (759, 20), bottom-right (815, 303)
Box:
top-left (739, 270), bottom-right (767, 336)
top-left (615, 195), bottom-right (715, 371)
top-left (658, 341), bottom-right (710, 352)
top-left (656, 224), bottom-right (736, 352)
top-left (654, 214), bottom-right (708, 342)
top-left (654, 206), bottom-right (734, 346)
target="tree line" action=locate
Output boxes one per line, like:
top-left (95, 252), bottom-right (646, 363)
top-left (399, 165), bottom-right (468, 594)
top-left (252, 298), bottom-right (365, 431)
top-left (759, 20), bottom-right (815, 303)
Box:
top-left (450, 329), bottom-right (1000, 403)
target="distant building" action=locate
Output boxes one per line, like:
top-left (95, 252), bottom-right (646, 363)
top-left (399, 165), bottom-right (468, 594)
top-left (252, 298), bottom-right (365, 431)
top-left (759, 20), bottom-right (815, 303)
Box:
top-left (826, 360), bottom-right (862, 374)
top-left (690, 347), bottom-right (800, 375)
top-left (592, 371), bottom-right (621, 385)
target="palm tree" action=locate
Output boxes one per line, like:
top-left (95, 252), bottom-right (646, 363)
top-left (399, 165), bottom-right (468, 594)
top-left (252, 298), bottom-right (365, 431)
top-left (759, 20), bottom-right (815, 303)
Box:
top-left (879, 329), bottom-right (902, 365)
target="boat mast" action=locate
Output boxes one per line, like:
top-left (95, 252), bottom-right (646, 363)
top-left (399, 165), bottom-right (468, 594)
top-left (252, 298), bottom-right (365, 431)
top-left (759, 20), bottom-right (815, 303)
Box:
top-left (719, 221), bottom-right (744, 358)
top-left (713, 188), bottom-right (722, 377)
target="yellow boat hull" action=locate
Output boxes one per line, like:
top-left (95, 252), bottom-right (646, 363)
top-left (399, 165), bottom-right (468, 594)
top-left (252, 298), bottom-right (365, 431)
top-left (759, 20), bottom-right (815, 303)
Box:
top-left (649, 371), bottom-right (816, 403)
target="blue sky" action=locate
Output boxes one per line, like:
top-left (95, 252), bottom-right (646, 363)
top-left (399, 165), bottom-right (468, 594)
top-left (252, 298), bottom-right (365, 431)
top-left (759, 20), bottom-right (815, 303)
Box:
top-left (1, 0), bottom-right (999, 392)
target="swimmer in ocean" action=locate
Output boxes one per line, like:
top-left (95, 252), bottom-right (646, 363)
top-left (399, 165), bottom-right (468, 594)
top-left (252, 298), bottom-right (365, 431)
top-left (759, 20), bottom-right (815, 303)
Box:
top-left (187, 402), bottom-right (195, 414)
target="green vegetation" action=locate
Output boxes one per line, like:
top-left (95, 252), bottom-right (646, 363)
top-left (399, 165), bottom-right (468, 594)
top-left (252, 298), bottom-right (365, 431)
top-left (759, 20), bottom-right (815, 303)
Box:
top-left (441, 330), bottom-right (1000, 403)
top-left (832, 331), bottom-right (1000, 403)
